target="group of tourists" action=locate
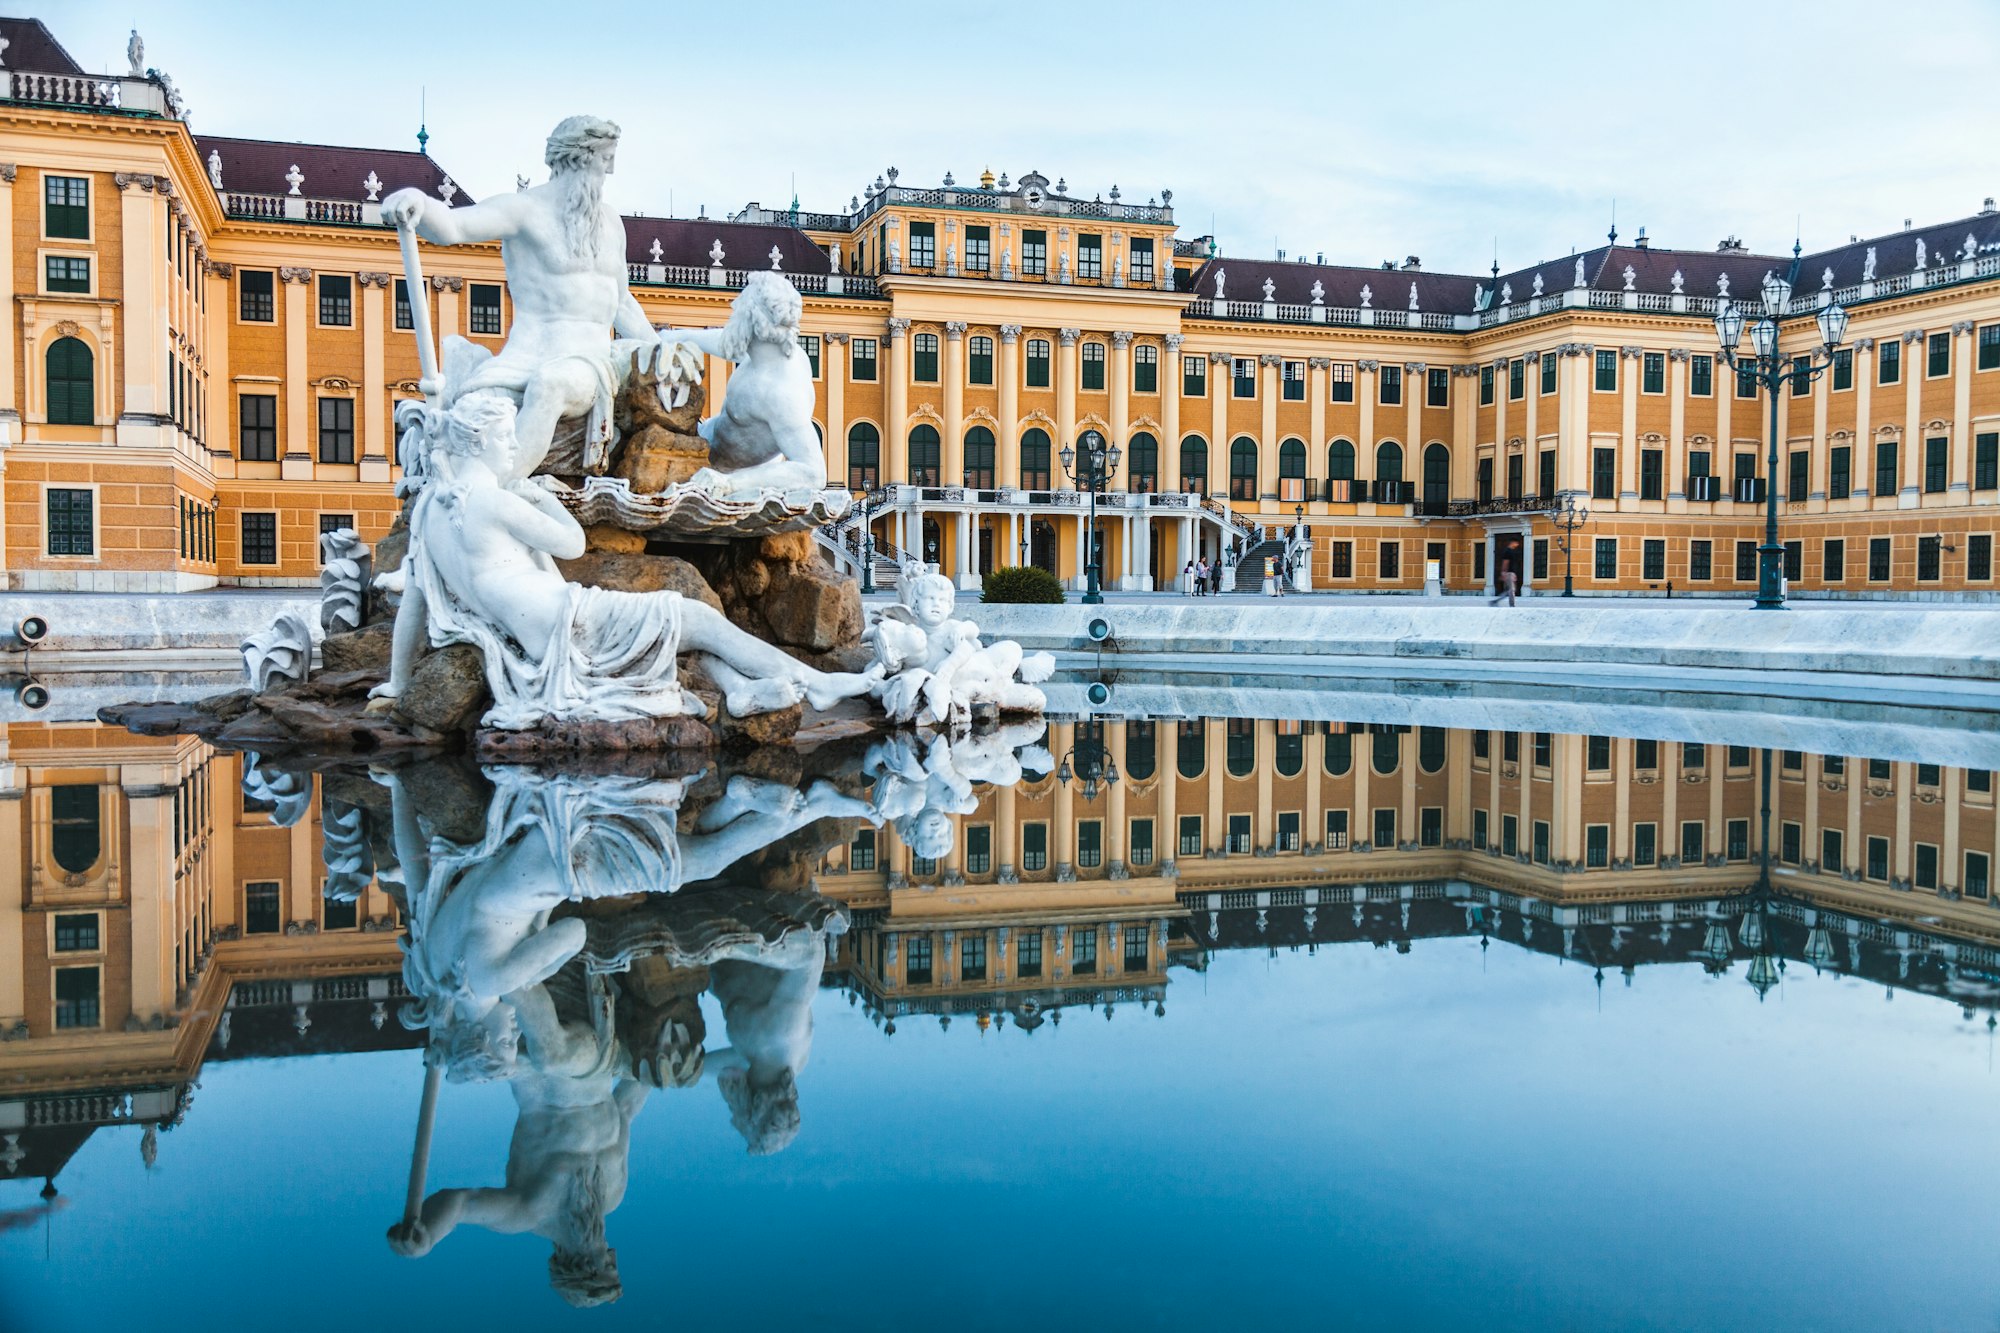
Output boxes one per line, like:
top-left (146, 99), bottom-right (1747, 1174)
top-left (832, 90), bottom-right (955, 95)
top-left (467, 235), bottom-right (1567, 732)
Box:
top-left (1182, 558), bottom-right (1221, 596)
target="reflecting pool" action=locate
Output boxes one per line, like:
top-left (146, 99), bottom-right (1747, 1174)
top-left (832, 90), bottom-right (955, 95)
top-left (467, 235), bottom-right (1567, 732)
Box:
top-left (5, 690), bottom-right (2000, 1331)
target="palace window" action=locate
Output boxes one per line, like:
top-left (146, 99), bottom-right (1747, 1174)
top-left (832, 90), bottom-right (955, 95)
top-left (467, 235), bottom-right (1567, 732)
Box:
top-left (1379, 364), bottom-right (1402, 405)
top-left (851, 337), bottom-right (878, 381)
top-left (1073, 928), bottom-right (1097, 974)
top-left (1594, 349), bottom-right (1617, 392)
top-left (1867, 836), bottom-right (1891, 882)
top-left (1233, 357), bottom-right (1256, 398)
top-left (1081, 341), bottom-right (1105, 391)
top-left (1791, 355), bottom-right (1812, 397)
top-left (1591, 447), bottom-right (1616, 500)
top-left (1017, 928), bottom-right (1041, 977)
top-left (800, 334), bottom-right (821, 378)
top-left (1875, 440), bottom-right (1898, 497)
top-left (1971, 534), bottom-right (1993, 582)
top-left (1329, 540), bottom-right (1353, 579)
top-left (1928, 331), bottom-right (1951, 378)
top-left (318, 397), bottom-right (355, 463)
top-left (468, 283), bottom-right (502, 335)
top-left (909, 221), bottom-right (935, 269)
top-left (1021, 428), bottom-right (1052, 489)
top-left (1330, 362), bottom-right (1355, 402)
top-left (1824, 538), bottom-right (1846, 582)
top-left (318, 274), bottom-right (352, 326)
top-left (394, 278), bottom-right (413, 330)
top-left (904, 933), bottom-right (930, 983)
top-left (849, 828), bottom-right (876, 871)
top-left (1506, 453), bottom-right (1523, 500)
top-left (1022, 229), bottom-right (1047, 276)
top-left (45, 173), bottom-right (89, 238)
top-left (46, 487), bottom-right (93, 556)
top-left (1734, 539), bottom-right (1757, 582)
top-left (1829, 446), bottom-right (1851, 499)
top-left (1428, 367), bottom-right (1449, 406)
top-left (1379, 540), bottom-right (1401, 580)
top-left (1879, 339), bottom-right (1901, 384)
top-left (1126, 721), bottom-right (1158, 781)
top-left (1737, 361), bottom-right (1758, 398)
top-left (907, 425), bottom-right (940, 485)
top-left (966, 225), bottom-right (990, 272)
top-left (1023, 822), bottom-right (1048, 872)
top-left (1227, 813), bottom-right (1252, 855)
top-left (1026, 339), bottom-right (1051, 388)
top-left (1641, 449), bottom-right (1663, 500)
top-left (1179, 436), bottom-right (1207, 492)
top-left (1124, 925), bottom-right (1149, 972)
top-left (54, 967), bottom-right (100, 1030)
top-left (960, 934), bottom-right (986, 981)
top-left (46, 337), bottom-right (94, 425)
top-left (54, 912), bottom-right (100, 953)
top-left (1129, 237), bottom-right (1154, 284)
top-left (1179, 815), bottom-right (1203, 857)
top-left (45, 255), bottom-right (89, 293)
top-left (1542, 351), bottom-right (1559, 394)
top-left (1832, 347), bottom-right (1853, 390)
top-left (241, 270), bottom-right (275, 322)
top-left (1226, 717), bottom-right (1256, 776)
top-left (1229, 437), bottom-right (1257, 500)
top-left (847, 423), bottom-right (880, 490)
top-left (1077, 233), bottom-right (1102, 280)
top-left (1976, 432), bottom-right (1998, 489)
top-left (1690, 353), bottom-right (1713, 396)
top-left (1508, 358), bottom-right (1524, 400)
top-left (1643, 538), bottom-right (1665, 581)
top-left (1643, 352), bottom-right (1665, 394)
top-left (1681, 822), bottom-right (1705, 864)
top-left (1586, 825), bottom-right (1609, 868)
top-left (1078, 820), bottom-right (1102, 868)
top-left (968, 335), bottom-right (993, 385)
top-left (241, 512), bottom-right (278, 566)
top-left (1127, 433), bottom-right (1158, 493)
top-left (1586, 737), bottom-right (1612, 771)
top-left (1869, 536), bottom-right (1892, 581)
top-left (1183, 354), bottom-right (1206, 397)
top-left (1135, 344), bottom-right (1158, 393)
top-left (1594, 537), bottom-right (1618, 580)
top-left (1727, 819), bottom-right (1750, 862)
top-left (50, 785), bottom-right (99, 873)
top-left (1969, 852), bottom-right (1992, 901)
top-left (964, 426), bottom-right (996, 488)
top-left (1978, 323), bottom-right (2000, 371)
top-left (1533, 538), bottom-right (1550, 581)
top-left (1178, 720), bottom-right (1206, 778)
top-left (1130, 818), bottom-right (1155, 866)
top-left (1789, 449), bottom-right (1809, 500)
top-left (1918, 535), bottom-right (1942, 582)
top-left (1925, 437), bottom-right (1948, 492)
top-left (1283, 360), bottom-right (1305, 401)
top-left (912, 332), bottom-right (939, 383)
top-left (239, 394), bottom-right (277, 461)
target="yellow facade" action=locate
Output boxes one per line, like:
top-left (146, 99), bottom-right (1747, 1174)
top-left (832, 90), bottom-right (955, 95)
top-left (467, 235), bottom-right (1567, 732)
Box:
top-left (4, 20), bottom-right (1999, 597)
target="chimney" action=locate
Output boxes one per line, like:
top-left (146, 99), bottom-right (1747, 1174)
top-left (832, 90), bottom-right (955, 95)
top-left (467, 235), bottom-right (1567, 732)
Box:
top-left (1276, 247), bottom-right (1286, 261)
top-left (1983, 197), bottom-right (1997, 216)
top-left (1716, 235), bottom-right (1747, 255)
top-left (1635, 227), bottom-right (1649, 249)
top-left (1315, 252), bottom-right (1324, 265)
top-left (1402, 255), bottom-right (1421, 271)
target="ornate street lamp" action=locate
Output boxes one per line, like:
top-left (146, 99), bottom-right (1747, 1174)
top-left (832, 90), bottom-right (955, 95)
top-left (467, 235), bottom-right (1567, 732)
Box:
top-left (1060, 429), bottom-right (1121, 605)
top-left (855, 491), bottom-right (877, 595)
top-left (1055, 723), bottom-right (1120, 802)
top-left (1715, 254), bottom-right (1848, 609)
top-left (1548, 489), bottom-right (1591, 596)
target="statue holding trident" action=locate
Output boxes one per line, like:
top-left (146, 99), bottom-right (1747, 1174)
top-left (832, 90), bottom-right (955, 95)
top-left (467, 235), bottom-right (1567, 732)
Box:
top-left (382, 115), bottom-right (663, 475)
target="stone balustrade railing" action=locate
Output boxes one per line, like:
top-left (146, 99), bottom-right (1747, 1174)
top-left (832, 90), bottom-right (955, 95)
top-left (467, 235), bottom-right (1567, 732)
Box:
top-left (224, 192), bottom-right (374, 225)
top-left (4, 68), bottom-right (173, 116)
top-left (624, 263), bottom-right (883, 299)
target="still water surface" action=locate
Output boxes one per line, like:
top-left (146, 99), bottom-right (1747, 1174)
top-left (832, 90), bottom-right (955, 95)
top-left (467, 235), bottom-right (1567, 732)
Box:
top-left (4, 693), bottom-right (2000, 1331)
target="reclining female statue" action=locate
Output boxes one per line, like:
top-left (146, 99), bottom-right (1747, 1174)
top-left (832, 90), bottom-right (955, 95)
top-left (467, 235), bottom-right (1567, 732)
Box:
top-left (372, 388), bottom-right (876, 729)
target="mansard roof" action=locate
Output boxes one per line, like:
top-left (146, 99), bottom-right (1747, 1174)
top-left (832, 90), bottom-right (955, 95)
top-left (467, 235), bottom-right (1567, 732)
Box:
top-left (622, 215), bottom-right (831, 273)
top-left (0, 16), bottom-right (85, 74)
top-left (195, 134), bottom-right (472, 206)
top-left (1188, 255), bottom-right (1486, 314)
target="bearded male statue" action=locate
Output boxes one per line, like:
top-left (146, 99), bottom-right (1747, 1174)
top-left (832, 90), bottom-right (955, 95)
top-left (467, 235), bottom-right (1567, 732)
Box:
top-left (381, 115), bottom-right (661, 475)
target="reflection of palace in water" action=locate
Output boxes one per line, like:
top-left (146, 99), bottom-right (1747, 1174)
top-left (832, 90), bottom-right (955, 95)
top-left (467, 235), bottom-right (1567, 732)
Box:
top-left (4, 714), bottom-right (1998, 1195)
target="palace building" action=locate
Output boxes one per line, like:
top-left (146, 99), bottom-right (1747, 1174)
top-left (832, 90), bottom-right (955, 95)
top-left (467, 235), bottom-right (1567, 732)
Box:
top-left (3, 15), bottom-right (1999, 597)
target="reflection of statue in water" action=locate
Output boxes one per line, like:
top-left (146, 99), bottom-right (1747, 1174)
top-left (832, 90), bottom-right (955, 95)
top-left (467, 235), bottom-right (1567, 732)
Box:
top-left (382, 762), bottom-right (874, 1304)
top-left (865, 720), bottom-right (1053, 860)
top-left (667, 273), bottom-right (829, 497)
top-left (371, 390), bottom-right (878, 725)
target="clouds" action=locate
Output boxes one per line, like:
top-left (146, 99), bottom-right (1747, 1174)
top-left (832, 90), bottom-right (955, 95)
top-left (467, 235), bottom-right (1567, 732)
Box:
top-left (56, 0), bottom-right (2000, 272)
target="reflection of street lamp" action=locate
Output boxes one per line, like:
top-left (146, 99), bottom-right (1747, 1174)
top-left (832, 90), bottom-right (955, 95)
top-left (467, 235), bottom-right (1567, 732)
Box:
top-left (1055, 724), bottom-right (1120, 802)
top-left (1548, 489), bottom-right (1590, 597)
top-left (1715, 259), bottom-right (1849, 609)
top-left (1060, 428), bottom-right (1121, 605)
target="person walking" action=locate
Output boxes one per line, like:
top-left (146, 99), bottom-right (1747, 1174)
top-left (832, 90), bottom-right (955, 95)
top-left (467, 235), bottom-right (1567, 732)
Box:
top-left (1182, 559), bottom-right (1196, 596)
top-left (1194, 558), bottom-right (1208, 597)
top-left (1490, 560), bottom-right (1518, 607)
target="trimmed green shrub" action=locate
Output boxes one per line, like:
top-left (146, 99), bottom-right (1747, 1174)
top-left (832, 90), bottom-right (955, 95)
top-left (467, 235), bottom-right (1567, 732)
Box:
top-left (981, 565), bottom-right (1064, 604)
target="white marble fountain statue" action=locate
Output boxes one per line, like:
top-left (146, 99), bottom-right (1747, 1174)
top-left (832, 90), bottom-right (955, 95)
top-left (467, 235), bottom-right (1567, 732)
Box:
top-left (261, 114), bottom-right (1049, 743)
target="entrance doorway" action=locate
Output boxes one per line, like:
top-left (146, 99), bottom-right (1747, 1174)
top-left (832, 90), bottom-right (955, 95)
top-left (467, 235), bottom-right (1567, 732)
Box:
top-left (978, 525), bottom-right (994, 575)
top-left (1492, 532), bottom-right (1525, 595)
top-left (1031, 520), bottom-right (1057, 573)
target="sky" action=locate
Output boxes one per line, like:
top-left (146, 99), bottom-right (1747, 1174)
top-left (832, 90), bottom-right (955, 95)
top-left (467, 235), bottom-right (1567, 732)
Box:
top-left (38, 0), bottom-right (2000, 274)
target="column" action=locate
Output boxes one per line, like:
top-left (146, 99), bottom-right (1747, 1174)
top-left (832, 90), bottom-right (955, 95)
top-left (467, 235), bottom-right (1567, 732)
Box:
top-left (122, 776), bottom-right (175, 1025)
top-left (1854, 339), bottom-right (1875, 499)
top-left (1902, 332), bottom-right (1921, 505)
top-left (943, 321), bottom-right (967, 484)
top-left (434, 275), bottom-right (463, 345)
top-left (1258, 354), bottom-right (1281, 499)
top-left (1052, 723), bottom-right (1076, 877)
top-left (0, 165), bottom-right (15, 413)
top-left (824, 333), bottom-right (848, 486)
top-left (0, 757), bottom-right (23, 1028)
top-left (1451, 365), bottom-right (1477, 498)
top-left (1206, 723), bottom-right (1226, 853)
top-left (279, 266), bottom-right (314, 480)
top-left (995, 780), bottom-right (1018, 880)
top-left (1559, 348), bottom-right (1590, 491)
top-left (1619, 347), bottom-right (1641, 500)
top-left (1404, 361), bottom-right (1422, 465)
top-left (358, 272), bottom-right (390, 484)
top-left (1057, 328), bottom-right (1080, 454)
top-left (886, 317), bottom-right (910, 483)
top-left (1357, 361), bottom-right (1378, 481)
top-left (1810, 343), bottom-right (1830, 503)
top-left (1208, 353), bottom-right (1229, 492)
top-left (955, 506), bottom-right (973, 591)
top-left (118, 175), bottom-right (167, 419)
top-left (204, 263), bottom-right (233, 480)
top-left (998, 325), bottom-right (1022, 486)
top-left (1255, 720), bottom-right (1276, 849)
top-left (1162, 334), bottom-right (1185, 465)
top-left (1109, 330), bottom-right (1134, 448)
top-left (1158, 748), bottom-right (1180, 874)
top-left (1107, 722), bottom-right (1129, 872)
top-left (1308, 357), bottom-right (1330, 486)
top-left (1667, 348), bottom-right (1689, 510)
top-left (1952, 319), bottom-right (1976, 492)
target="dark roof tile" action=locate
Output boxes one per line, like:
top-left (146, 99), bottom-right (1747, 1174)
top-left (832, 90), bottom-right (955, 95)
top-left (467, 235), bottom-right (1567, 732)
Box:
top-left (622, 215), bottom-right (830, 272)
top-left (194, 134), bottom-right (471, 206)
top-left (0, 17), bottom-right (84, 74)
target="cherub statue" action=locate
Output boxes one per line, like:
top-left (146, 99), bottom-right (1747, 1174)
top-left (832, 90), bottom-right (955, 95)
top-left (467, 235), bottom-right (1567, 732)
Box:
top-left (864, 562), bottom-right (1053, 726)
top-left (666, 273), bottom-right (827, 497)
top-left (370, 389), bottom-right (876, 727)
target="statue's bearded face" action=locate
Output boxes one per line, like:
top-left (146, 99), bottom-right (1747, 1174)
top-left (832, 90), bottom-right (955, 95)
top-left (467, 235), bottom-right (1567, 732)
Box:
top-left (555, 154), bottom-right (609, 263)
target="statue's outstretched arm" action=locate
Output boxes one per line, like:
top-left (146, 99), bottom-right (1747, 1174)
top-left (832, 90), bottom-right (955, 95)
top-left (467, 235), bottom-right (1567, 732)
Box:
top-left (491, 488), bottom-right (587, 560)
top-left (385, 190), bottom-right (527, 247)
top-left (663, 326), bottom-right (727, 356)
top-left (612, 289), bottom-right (661, 343)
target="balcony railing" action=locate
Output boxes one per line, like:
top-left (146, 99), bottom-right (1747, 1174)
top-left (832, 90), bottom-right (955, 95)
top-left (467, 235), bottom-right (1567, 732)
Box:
top-left (624, 263), bottom-right (883, 299)
top-left (4, 68), bottom-right (175, 116)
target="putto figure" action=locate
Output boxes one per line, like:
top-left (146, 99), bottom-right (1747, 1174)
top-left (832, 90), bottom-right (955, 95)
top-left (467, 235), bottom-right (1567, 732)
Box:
top-left (667, 273), bottom-right (829, 497)
top-left (381, 115), bottom-right (663, 475)
top-left (866, 562), bottom-right (1053, 725)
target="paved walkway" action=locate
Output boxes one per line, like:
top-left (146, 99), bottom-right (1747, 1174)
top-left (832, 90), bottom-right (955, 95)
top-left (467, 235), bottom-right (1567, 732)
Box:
top-left (877, 588), bottom-right (2000, 612)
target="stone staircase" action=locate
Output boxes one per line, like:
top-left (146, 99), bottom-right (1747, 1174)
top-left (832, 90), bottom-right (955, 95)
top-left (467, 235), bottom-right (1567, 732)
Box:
top-left (1223, 537), bottom-right (1290, 592)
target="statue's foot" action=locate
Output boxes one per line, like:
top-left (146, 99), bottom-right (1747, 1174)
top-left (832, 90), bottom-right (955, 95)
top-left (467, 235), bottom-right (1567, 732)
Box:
top-left (805, 666), bottom-right (883, 712)
top-left (723, 675), bottom-right (805, 717)
top-left (803, 779), bottom-right (878, 824)
top-left (726, 774), bottom-right (806, 815)
top-left (363, 692), bottom-right (399, 716)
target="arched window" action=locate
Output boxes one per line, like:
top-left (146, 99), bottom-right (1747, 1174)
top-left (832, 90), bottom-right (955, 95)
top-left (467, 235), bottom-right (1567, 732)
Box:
top-left (1127, 432), bottom-right (1159, 493)
top-left (1020, 428), bottom-right (1052, 489)
top-left (1229, 436), bottom-right (1258, 501)
top-left (1177, 719), bottom-right (1206, 778)
top-left (908, 424), bottom-right (941, 485)
top-left (1179, 435), bottom-right (1208, 492)
top-left (1274, 731), bottom-right (1303, 776)
top-left (1279, 438), bottom-right (1306, 478)
top-left (1125, 721), bottom-right (1157, 781)
top-left (50, 784), bottom-right (100, 874)
top-left (964, 426), bottom-right (996, 488)
top-left (46, 336), bottom-right (94, 426)
top-left (1323, 727), bottom-right (1353, 776)
top-left (846, 423), bottom-right (880, 491)
top-left (1423, 443), bottom-right (1450, 512)
top-left (1419, 726), bottom-right (1447, 773)
top-left (1226, 718), bottom-right (1256, 777)
top-left (1328, 439), bottom-right (1355, 480)
top-left (1372, 728), bottom-right (1402, 775)
top-left (1376, 440), bottom-right (1404, 482)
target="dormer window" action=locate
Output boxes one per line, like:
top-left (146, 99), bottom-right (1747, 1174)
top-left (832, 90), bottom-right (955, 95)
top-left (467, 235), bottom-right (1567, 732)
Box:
top-left (1078, 234), bottom-right (1102, 280)
top-left (909, 221), bottom-right (935, 269)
